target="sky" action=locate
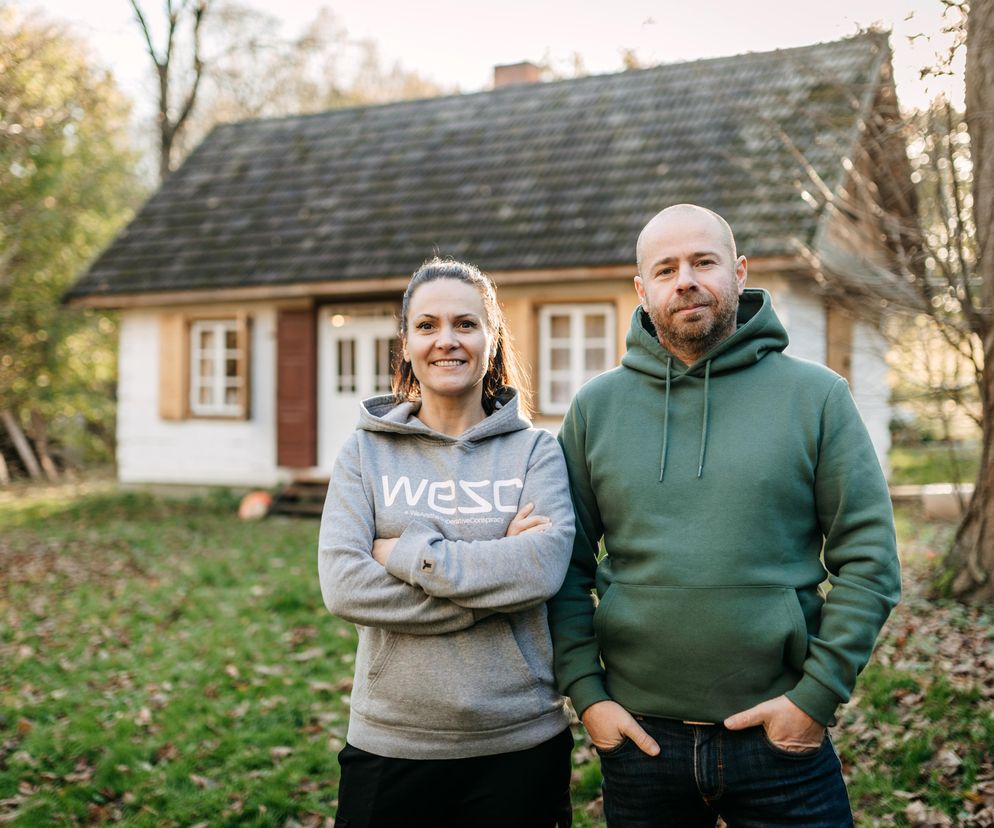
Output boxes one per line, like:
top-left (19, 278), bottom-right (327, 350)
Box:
top-left (14, 0), bottom-right (964, 116)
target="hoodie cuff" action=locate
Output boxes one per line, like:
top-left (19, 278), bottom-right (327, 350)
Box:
top-left (786, 675), bottom-right (844, 727)
top-left (566, 674), bottom-right (612, 719)
top-left (384, 521), bottom-right (438, 586)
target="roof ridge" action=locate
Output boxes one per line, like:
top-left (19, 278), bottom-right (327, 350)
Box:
top-left (211, 31), bottom-right (889, 134)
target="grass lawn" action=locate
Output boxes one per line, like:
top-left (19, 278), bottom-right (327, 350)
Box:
top-left (2, 482), bottom-right (993, 826)
top-left (889, 443), bottom-right (980, 487)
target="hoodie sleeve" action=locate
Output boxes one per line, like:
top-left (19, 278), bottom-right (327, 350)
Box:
top-left (786, 378), bottom-right (902, 725)
top-left (545, 398), bottom-right (613, 717)
top-left (383, 430), bottom-right (575, 614)
top-left (318, 433), bottom-right (482, 635)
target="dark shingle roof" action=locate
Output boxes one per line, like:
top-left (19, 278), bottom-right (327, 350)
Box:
top-left (68, 34), bottom-right (892, 299)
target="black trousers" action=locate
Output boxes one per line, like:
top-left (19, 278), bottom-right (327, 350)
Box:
top-left (334, 727), bottom-right (574, 828)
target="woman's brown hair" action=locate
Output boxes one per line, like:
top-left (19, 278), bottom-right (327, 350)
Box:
top-left (393, 257), bottom-right (530, 415)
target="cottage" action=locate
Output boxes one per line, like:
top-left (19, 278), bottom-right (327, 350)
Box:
top-left (66, 34), bottom-right (915, 488)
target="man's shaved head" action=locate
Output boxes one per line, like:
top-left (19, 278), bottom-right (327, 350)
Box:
top-left (636, 204), bottom-right (737, 275)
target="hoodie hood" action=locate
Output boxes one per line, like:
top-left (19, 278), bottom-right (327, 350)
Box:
top-left (357, 387), bottom-right (531, 444)
top-left (619, 289), bottom-right (789, 481)
top-left (621, 288), bottom-right (788, 380)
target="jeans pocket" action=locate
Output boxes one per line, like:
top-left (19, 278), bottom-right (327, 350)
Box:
top-left (595, 737), bottom-right (631, 758)
top-left (759, 727), bottom-right (826, 759)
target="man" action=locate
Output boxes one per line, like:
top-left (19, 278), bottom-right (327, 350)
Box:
top-left (548, 204), bottom-right (901, 826)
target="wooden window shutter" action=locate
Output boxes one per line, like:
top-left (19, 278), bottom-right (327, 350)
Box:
top-left (826, 306), bottom-right (854, 386)
top-left (159, 312), bottom-right (188, 420)
top-left (276, 308), bottom-right (317, 468)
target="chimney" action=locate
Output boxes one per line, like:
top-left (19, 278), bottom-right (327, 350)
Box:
top-left (494, 61), bottom-right (542, 89)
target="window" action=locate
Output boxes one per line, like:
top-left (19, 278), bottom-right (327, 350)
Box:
top-left (374, 337), bottom-right (399, 394)
top-left (332, 336), bottom-right (397, 395)
top-left (538, 304), bottom-right (615, 414)
top-left (336, 338), bottom-right (357, 393)
top-left (189, 318), bottom-right (249, 417)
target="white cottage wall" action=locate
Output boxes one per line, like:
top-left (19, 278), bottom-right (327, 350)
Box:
top-left (117, 308), bottom-right (285, 487)
top-left (851, 320), bottom-right (892, 475)
top-left (113, 279), bottom-right (894, 486)
top-left (773, 282), bottom-right (890, 474)
top-left (776, 285), bottom-right (827, 365)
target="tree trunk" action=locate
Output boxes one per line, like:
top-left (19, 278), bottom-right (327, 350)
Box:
top-left (947, 355), bottom-right (994, 602)
top-left (0, 409), bottom-right (43, 480)
top-left (29, 410), bottom-right (60, 482)
top-left (945, 0), bottom-right (994, 604)
top-left (159, 131), bottom-right (173, 182)
top-left (0, 448), bottom-right (10, 485)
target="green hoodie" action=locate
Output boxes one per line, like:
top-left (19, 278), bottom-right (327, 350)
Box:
top-left (549, 289), bottom-right (900, 726)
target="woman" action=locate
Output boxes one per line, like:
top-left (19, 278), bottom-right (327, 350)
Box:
top-left (318, 258), bottom-right (576, 827)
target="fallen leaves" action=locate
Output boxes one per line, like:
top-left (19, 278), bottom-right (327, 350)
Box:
top-left (285, 626), bottom-right (318, 647)
top-left (8, 751), bottom-right (35, 768)
top-left (906, 799), bottom-right (955, 826)
top-left (935, 749), bottom-right (963, 775)
top-left (189, 773), bottom-right (216, 789)
top-left (228, 700), bottom-right (251, 720)
top-left (308, 678), bottom-right (352, 694)
top-left (154, 742), bottom-right (179, 764)
top-left (835, 553), bottom-right (994, 827)
top-left (63, 760), bottom-right (95, 784)
top-left (0, 535), bottom-right (148, 595)
top-left (289, 647), bottom-right (324, 662)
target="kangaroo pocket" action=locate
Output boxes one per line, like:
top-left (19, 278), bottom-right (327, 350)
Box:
top-left (594, 584), bottom-right (808, 722)
top-left (362, 615), bottom-right (544, 733)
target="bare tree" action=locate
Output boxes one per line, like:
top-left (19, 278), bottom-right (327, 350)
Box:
top-left (129, 0), bottom-right (208, 182)
top-left (832, 4), bottom-right (993, 603)
top-left (732, 9), bottom-right (989, 601)
top-left (129, 2), bottom-right (443, 180)
top-left (941, 0), bottom-right (994, 602)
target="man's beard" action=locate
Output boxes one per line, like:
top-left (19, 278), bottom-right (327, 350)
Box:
top-left (647, 286), bottom-right (739, 361)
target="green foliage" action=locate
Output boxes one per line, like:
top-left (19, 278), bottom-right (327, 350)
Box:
top-left (0, 5), bottom-right (145, 462)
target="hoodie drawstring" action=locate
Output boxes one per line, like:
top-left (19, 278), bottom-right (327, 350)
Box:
top-left (658, 357), bottom-right (711, 481)
top-left (697, 360), bottom-right (711, 478)
top-left (658, 358), bottom-right (672, 482)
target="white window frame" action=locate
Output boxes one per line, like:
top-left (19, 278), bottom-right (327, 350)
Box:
top-left (538, 304), bottom-right (616, 415)
top-left (374, 336), bottom-right (399, 395)
top-left (189, 319), bottom-right (244, 417)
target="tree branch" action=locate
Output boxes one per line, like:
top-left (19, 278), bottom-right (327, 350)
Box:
top-left (171, 1), bottom-right (208, 141)
top-left (127, 0), bottom-right (162, 68)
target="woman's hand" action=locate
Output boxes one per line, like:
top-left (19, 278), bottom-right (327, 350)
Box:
top-left (505, 502), bottom-right (552, 537)
top-left (372, 537), bottom-right (398, 566)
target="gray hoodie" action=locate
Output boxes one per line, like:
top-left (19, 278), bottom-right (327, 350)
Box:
top-left (318, 390), bottom-right (575, 760)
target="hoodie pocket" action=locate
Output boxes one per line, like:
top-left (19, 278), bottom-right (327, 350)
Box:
top-left (593, 584), bottom-right (808, 721)
top-left (362, 615), bottom-right (544, 733)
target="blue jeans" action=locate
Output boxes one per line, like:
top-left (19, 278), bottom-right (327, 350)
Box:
top-left (597, 716), bottom-right (853, 827)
